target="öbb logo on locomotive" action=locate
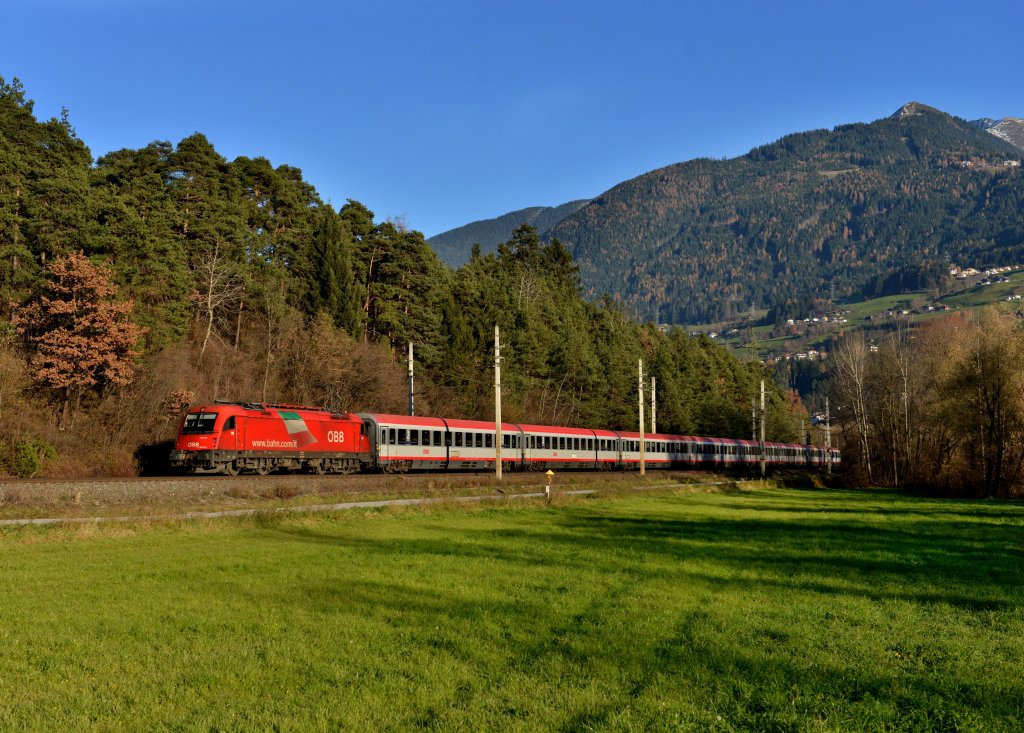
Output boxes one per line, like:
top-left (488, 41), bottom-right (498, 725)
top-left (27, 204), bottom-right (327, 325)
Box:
top-left (170, 401), bottom-right (841, 476)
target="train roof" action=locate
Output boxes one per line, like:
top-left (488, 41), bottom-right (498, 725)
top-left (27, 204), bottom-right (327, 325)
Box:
top-left (360, 414), bottom-right (519, 432)
top-left (514, 423), bottom-right (599, 437)
top-left (360, 413), bottom-right (448, 428)
top-left (443, 418), bottom-right (521, 432)
top-left (187, 402), bottom-right (354, 418)
top-left (616, 431), bottom-right (724, 443)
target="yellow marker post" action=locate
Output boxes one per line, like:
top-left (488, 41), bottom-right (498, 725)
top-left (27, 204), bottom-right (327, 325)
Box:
top-left (545, 469), bottom-right (554, 503)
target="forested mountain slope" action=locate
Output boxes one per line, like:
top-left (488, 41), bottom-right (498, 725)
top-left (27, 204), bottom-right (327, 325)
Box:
top-left (428, 199), bottom-right (589, 266)
top-left (546, 103), bottom-right (1024, 323)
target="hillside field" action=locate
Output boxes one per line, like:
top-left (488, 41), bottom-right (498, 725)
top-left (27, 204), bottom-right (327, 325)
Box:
top-left (711, 270), bottom-right (1024, 358)
top-left (1, 486), bottom-right (1022, 731)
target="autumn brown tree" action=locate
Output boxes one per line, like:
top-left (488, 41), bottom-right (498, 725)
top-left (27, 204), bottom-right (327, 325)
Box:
top-left (15, 251), bottom-right (144, 429)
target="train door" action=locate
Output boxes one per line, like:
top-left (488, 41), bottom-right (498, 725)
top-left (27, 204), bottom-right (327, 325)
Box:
top-left (516, 431), bottom-right (525, 468)
top-left (219, 415), bottom-right (239, 451)
top-left (379, 425), bottom-right (391, 462)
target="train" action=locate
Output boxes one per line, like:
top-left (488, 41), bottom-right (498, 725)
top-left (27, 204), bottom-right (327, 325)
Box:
top-left (169, 401), bottom-right (840, 475)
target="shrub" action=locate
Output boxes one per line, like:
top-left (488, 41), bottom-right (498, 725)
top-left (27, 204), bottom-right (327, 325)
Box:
top-left (10, 439), bottom-right (58, 478)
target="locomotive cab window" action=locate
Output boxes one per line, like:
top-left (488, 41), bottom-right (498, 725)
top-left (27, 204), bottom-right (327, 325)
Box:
top-left (222, 416), bottom-right (235, 431)
top-left (182, 412), bottom-right (219, 434)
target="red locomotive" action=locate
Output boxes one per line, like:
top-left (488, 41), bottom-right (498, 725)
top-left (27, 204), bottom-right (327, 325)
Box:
top-left (170, 402), bottom-right (371, 475)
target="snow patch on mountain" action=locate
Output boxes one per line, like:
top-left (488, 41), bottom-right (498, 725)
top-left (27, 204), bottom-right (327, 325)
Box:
top-left (969, 117), bottom-right (1024, 151)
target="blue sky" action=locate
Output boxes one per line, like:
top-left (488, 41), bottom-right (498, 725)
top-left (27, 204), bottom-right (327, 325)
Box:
top-left (4, 0), bottom-right (1022, 237)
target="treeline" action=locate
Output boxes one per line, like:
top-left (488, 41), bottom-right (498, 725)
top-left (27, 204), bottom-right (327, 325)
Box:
top-left (546, 106), bottom-right (1024, 323)
top-left (831, 308), bottom-right (1024, 497)
top-left (0, 77), bottom-right (800, 476)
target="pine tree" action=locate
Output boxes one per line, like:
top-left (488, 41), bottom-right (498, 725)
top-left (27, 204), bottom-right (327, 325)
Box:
top-left (0, 76), bottom-right (91, 306)
top-left (88, 142), bottom-right (191, 348)
top-left (304, 206), bottom-right (360, 334)
top-left (168, 134), bottom-right (245, 356)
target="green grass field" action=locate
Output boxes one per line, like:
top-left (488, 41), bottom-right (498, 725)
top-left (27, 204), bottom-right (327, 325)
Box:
top-left (2, 486), bottom-right (1022, 731)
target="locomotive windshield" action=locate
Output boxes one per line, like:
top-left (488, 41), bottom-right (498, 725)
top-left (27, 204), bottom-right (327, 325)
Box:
top-left (181, 412), bottom-right (219, 434)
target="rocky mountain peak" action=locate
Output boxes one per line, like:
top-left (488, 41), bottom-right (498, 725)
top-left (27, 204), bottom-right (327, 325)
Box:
top-left (890, 101), bottom-right (944, 119)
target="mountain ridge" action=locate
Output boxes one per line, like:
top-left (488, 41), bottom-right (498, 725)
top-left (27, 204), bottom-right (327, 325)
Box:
top-left (428, 199), bottom-right (589, 266)
top-left (544, 103), bottom-right (1023, 323)
top-left (431, 103), bottom-right (1023, 324)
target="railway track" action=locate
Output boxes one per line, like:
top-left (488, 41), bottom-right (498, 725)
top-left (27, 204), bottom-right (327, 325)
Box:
top-left (0, 470), bottom-right (608, 491)
top-left (1, 470), bottom-right (729, 523)
top-left (0, 478), bottom-right (739, 527)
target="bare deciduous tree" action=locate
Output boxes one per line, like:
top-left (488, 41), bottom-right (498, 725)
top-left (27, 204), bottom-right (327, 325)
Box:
top-left (833, 333), bottom-right (872, 481)
top-left (192, 240), bottom-right (244, 359)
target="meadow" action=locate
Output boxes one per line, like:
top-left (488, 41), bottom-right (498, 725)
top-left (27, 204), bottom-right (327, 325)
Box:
top-left (1, 485), bottom-right (1022, 731)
